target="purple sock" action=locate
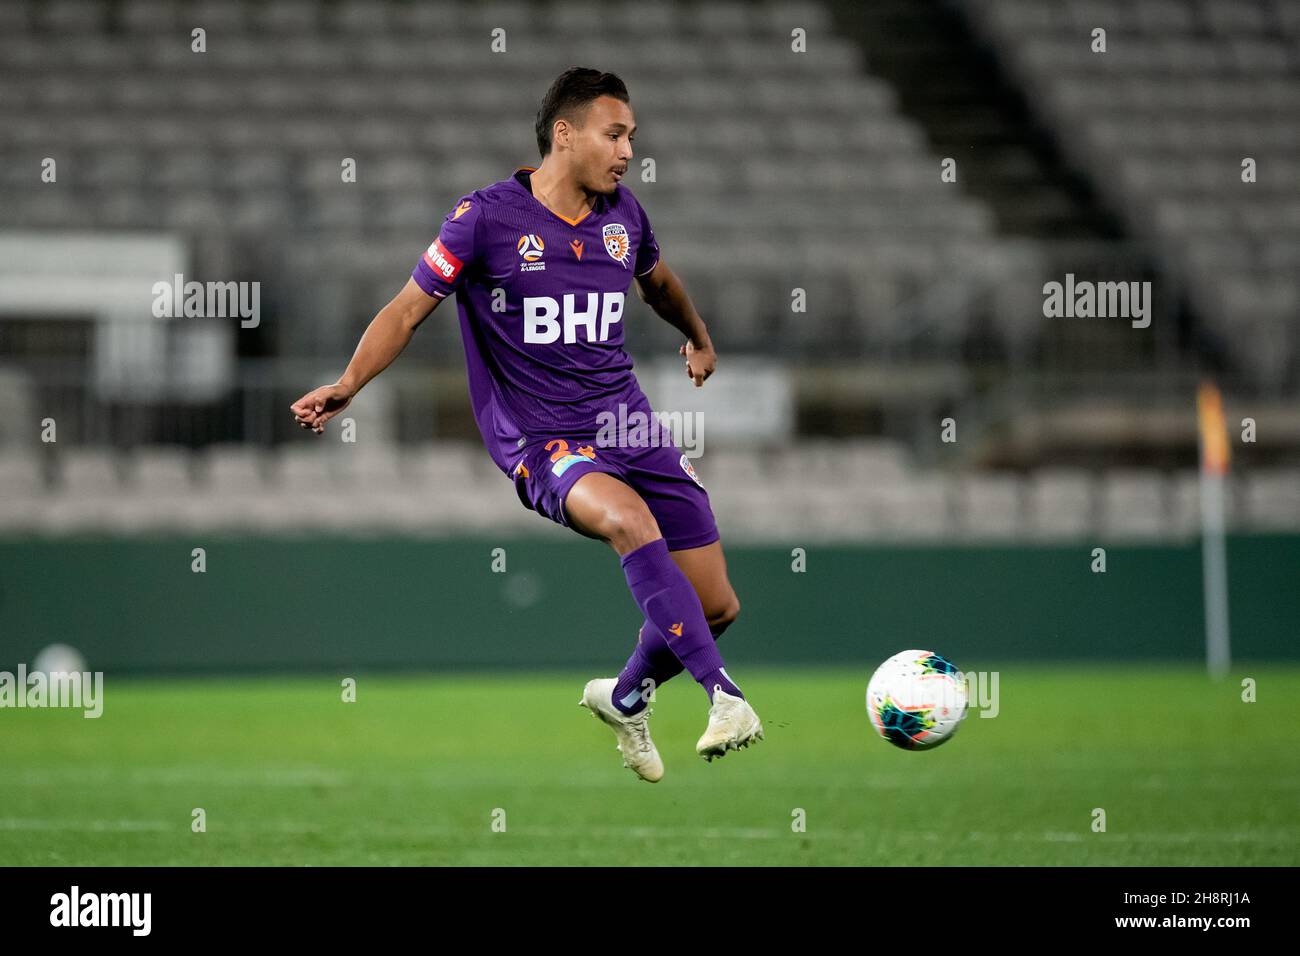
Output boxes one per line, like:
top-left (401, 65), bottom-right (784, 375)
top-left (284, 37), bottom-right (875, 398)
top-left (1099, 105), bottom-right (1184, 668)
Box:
top-left (610, 625), bottom-right (662, 715)
top-left (612, 619), bottom-right (736, 715)
top-left (616, 538), bottom-right (743, 706)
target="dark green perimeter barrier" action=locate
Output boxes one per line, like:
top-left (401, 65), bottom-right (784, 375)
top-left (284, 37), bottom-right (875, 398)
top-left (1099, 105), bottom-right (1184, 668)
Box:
top-left (0, 535), bottom-right (1297, 673)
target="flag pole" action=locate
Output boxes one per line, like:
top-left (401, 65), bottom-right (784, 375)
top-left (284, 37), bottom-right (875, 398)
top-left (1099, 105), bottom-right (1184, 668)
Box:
top-left (1196, 382), bottom-right (1231, 678)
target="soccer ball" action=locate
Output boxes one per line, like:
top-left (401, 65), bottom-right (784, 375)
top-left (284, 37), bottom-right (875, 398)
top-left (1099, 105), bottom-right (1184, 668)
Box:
top-left (866, 650), bottom-right (968, 750)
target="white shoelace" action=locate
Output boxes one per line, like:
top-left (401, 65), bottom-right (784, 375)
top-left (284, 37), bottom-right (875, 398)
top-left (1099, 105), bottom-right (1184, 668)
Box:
top-left (624, 708), bottom-right (653, 753)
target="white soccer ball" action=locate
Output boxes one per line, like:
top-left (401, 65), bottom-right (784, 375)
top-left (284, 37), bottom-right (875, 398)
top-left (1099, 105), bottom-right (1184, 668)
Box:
top-left (866, 650), bottom-right (968, 750)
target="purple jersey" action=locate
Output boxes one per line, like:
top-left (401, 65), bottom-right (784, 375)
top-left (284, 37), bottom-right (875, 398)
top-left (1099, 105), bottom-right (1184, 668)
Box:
top-left (411, 166), bottom-right (661, 474)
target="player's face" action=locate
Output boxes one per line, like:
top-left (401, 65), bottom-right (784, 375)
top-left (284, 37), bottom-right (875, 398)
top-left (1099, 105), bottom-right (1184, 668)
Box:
top-left (576, 96), bottom-right (636, 194)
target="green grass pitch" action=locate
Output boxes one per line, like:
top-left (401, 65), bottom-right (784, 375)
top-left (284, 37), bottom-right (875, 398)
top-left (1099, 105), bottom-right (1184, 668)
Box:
top-left (2, 666), bottom-right (1298, 866)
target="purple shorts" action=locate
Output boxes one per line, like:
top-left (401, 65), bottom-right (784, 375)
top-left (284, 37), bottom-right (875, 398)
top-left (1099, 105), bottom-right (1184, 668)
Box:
top-left (510, 435), bottom-right (720, 552)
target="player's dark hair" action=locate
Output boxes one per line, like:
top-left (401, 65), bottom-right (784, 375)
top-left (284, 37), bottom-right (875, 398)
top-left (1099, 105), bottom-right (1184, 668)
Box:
top-left (535, 67), bottom-right (630, 157)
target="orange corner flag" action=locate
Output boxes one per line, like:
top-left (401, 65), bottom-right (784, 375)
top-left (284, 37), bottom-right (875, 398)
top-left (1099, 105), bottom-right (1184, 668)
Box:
top-left (1197, 381), bottom-right (1230, 476)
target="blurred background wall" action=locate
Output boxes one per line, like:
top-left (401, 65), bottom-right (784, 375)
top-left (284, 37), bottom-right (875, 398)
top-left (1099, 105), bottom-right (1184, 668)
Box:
top-left (1, 0), bottom-right (1297, 671)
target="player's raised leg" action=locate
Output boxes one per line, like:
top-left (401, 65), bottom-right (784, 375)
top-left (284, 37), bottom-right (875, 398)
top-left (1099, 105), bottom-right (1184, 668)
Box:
top-left (566, 473), bottom-right (762, 762)
top-left (613, 541), bottom-right (741, 712)
top-left (566, 473), bottom-right (741, 699)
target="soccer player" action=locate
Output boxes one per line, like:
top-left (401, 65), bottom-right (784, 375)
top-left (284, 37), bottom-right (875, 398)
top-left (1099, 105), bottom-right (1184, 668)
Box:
top-left (290, 68), bottom-right (762, 782)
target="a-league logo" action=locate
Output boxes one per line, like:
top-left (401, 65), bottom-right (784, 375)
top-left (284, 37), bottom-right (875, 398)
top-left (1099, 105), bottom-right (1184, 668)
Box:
top-left (517, 234), bottom-right (546, 273)
top-left (516, 234), bottom-right (545, 261)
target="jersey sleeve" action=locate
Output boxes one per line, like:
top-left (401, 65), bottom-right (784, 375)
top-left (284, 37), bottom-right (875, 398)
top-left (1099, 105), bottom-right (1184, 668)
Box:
top-left (412, 194), bottom-right (482, 299)
top-left (633, 197), bottom-right (660, 278)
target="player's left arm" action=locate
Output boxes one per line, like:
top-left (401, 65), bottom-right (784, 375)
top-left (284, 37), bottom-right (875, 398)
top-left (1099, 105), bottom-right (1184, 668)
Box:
top-left (635, 260), bottom-right (716, 387)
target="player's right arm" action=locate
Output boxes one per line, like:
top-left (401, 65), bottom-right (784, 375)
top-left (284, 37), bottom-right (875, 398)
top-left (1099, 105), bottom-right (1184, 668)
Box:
top-left (291, 195), bottom-right (481, 433)
top-left (290, 278), bottom-right (440, 433)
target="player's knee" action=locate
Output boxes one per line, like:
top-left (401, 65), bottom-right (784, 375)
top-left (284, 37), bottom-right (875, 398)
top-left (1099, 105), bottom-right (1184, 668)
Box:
top-left (709, 593), bottom-right (741, 637)
top-left (604, 503), bottom-right (661, 553)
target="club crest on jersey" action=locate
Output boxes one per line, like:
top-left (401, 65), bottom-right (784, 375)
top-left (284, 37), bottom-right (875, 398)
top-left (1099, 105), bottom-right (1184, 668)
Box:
top-left (680, 453), bottom-right (705, 488)
top-left (517, 234), bottom-right (546, 272)
top-left (602, 223), bottom-right (631, 268)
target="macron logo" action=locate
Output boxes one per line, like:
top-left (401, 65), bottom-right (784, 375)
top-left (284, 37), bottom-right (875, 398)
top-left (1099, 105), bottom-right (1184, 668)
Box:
top-left (423, 237), bottom-right (463, 281)
top-left (50, 886), bottom-right (151, 936)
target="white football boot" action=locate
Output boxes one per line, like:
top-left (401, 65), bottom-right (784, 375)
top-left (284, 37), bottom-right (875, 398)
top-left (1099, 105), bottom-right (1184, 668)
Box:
top-left (695, 685), bottom-right (764, 761)
top-left (579, 678), bottom-right (664, 783)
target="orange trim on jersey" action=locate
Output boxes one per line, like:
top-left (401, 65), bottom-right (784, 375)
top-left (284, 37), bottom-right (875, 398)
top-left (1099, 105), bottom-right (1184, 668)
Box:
top-left (514, 165), bottom-right (594, 227)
